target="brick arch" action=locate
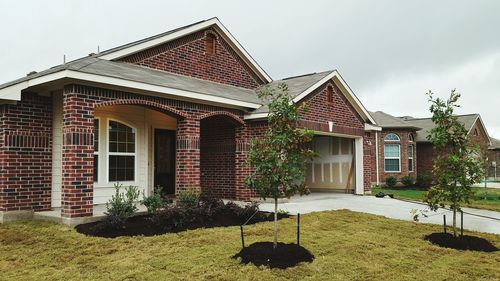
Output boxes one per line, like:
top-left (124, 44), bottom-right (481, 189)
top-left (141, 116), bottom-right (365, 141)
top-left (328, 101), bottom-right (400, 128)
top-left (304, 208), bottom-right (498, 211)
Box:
top-left (94, 99), bottom-right (188, 119)
top-left (199, 111), bottom-right (244, 125)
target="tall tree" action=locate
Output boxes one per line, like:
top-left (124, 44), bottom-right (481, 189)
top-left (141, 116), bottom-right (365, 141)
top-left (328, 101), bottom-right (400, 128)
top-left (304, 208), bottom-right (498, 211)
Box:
top-left (245, 83), bottom-right (316, 249)
top-left (424, 90), bottom-right (484, 237)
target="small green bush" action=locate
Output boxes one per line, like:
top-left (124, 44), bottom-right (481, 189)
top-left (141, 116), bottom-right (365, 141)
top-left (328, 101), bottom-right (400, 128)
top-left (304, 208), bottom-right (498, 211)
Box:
top-left (141, 186), bottom-right (164, 215)
top-left (416, 172), bottom-right (432, 188)
top-left (401, 176), bottom-right (414, 187)
top-left (105, 183), bottom-right (140, 229)
top-left (385, 176), bottom-right (397, 188)
top-left (178, 189), bottom-right (200, 208)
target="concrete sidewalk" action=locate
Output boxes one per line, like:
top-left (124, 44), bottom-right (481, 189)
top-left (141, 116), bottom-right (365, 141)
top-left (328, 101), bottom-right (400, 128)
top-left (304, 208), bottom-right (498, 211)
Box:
top-left (258, 193), bottom-right (500, 235)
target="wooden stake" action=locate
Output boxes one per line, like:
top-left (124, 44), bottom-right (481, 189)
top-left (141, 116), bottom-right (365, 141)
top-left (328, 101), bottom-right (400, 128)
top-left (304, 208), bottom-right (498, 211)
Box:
top-left (443, 214), bottom-right (447, 234)
top-left (297, 213), bottom-right (300, 246)
top-left (240, 225), bottom-right (245, 249)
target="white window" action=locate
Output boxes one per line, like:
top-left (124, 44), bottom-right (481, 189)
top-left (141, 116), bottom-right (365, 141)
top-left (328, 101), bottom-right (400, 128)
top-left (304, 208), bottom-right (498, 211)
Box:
top-left (408, 144), bottom-right (414, 172)
top-left (384, 144), bottom-right (401, 172)
top-left (93, 119), bottom-right (99, 182)
top-left (108, 120), bottom-right (136, 182)
top-left (384, 133), bottom-right (400, 141)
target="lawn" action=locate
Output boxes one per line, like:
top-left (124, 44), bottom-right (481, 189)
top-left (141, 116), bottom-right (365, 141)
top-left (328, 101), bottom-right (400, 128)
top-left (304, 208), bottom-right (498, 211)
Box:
top-left (371, 187), bottom-right (500, 212)
top-left (1, 210), bottom-right (499, 281)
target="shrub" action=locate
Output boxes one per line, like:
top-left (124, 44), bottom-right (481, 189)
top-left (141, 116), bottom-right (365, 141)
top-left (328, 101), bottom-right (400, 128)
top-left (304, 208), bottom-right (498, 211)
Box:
top-left (385, 176), bottom-right (397, 188)
top-left (178, 189), bottom-right (200, 208)
top-left (401, 176), bottom-right (414, 187)
top-left (416, 172), bottom-right (432, 188)
top-left (104, 184), bottom-right (140, 229)
top-left (141, 186), bottom-right (164, 215)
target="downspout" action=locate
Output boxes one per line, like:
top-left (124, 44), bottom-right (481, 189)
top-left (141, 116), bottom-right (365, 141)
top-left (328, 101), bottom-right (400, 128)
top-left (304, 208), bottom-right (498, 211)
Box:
top-left (375, 131), bottom-right (380, 186)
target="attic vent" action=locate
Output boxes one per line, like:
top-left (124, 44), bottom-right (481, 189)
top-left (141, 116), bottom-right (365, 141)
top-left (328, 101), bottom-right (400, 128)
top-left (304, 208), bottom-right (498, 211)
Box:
top-left (206, 33), bottom-right (216, 55)
top-left (326, 85), bottom-right (334, 103)
top-left (26, 71), bottom-right (37, 76)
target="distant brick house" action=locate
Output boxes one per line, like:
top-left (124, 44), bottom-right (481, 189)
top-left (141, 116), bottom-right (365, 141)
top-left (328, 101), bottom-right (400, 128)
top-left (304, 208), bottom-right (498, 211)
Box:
top-left (0, 18), bottom-right (378, 225)
top-left (368, 112), bottom-right (492, 185)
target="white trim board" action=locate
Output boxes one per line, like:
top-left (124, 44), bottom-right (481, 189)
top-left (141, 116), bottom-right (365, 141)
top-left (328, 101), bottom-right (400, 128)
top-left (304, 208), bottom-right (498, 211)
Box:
top-left (0, 69), bottom-right (262, 109)
top-left (98, 18), bottom-right (272, 83)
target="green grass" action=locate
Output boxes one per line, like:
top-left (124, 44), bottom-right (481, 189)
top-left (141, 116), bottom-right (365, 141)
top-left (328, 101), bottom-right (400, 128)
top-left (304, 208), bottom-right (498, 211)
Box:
top-left (372, 187), bottom-right (500, 212)
top-left (1, 210), bottom-right (499, 280)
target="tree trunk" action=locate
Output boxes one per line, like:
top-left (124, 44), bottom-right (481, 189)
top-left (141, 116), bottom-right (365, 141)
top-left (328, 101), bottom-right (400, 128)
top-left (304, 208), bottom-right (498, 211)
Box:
top-left (273, 198), bottom-right (278, 250)
top-left (452, 203), bottom-right (457, 238)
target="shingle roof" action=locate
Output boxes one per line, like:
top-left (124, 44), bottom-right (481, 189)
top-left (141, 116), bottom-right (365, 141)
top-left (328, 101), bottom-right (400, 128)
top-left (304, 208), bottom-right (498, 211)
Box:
top-left (252, 71), bottom-right (334, 114)
top-left (369, 111), bottom-right (421, 130)
top-left (489, 137), bottom-right (500, 150)
top-left (405, 114), bottom-right (480, 142)
top-left (0, 57), bottom-right (261, 106)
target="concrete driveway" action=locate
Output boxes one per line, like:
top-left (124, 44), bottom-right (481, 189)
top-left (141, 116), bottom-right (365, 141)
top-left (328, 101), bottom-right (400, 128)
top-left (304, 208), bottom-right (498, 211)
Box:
top-left (258, 193), bottom-right (500, 235)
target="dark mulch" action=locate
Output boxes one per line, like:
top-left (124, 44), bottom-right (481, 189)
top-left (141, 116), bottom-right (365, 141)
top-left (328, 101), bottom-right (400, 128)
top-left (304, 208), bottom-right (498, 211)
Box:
top-left (233, 242), bottom-right (314, 269)
top-left (76, 212), bottom-right (288, 238)
top-left (424, 232), bottom-right (499, 252)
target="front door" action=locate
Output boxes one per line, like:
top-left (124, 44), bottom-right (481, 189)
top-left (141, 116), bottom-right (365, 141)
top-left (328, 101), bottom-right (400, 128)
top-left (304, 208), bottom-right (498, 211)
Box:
top-left (154, 129), bottom-right (176, 195)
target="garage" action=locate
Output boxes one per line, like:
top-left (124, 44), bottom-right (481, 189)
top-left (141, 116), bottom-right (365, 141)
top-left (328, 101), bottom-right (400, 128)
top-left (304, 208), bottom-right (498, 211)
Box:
top-left (306, 135), bottom-right (356, 193)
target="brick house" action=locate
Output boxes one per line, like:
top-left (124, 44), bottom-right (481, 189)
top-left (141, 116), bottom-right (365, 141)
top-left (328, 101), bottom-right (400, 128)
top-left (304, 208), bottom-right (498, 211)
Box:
top-left (488, 138), bottom-right (500, 179)
top-left (368, 111), bottom-right (421, 185)
top-left (0, 18), bottom-right (378, 225)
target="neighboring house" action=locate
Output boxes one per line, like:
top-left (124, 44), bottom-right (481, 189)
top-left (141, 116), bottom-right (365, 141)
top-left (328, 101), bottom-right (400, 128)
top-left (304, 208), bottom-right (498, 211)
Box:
top-left (369, 111), bottom-right (421, 185)
top-left (488, 138), bottom-right (500, 179)
top-left (0, 18), bottom-right (378, 224)
top-left (403, 114), bottom-right (491, 176)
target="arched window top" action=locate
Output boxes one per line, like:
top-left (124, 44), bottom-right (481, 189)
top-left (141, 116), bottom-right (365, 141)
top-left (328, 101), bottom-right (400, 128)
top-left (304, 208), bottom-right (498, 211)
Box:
top-left (109, 120), bottom-right (136, 153)
top-left (384, 133), bottom-right (400, 141)
top-left (206, 33), bottom-right (216, 55)
top-left (408, 133), bottom-right (414, 142)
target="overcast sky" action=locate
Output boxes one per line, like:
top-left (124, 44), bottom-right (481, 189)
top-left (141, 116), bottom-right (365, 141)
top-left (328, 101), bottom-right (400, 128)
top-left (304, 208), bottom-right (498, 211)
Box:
top-left (1, 0), bottom-right (499, 137)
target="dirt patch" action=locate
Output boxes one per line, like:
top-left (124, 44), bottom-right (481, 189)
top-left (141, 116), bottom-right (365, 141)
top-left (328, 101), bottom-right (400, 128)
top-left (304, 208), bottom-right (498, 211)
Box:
top-left (424, 233), bottom-right (499, 252)
top-left (233, 242), bottom-right (314, 269)
top-left (76, 212), bottom-right (288, 238)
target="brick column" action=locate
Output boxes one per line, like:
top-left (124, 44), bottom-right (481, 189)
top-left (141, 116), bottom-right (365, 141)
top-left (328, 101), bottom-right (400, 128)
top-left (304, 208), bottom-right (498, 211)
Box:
top-left (61, 89), bottom-right (94, 218)
top-left (235, 125), bottom-right (251, 200)
top-left (176, 118), bottom-right (200, 194)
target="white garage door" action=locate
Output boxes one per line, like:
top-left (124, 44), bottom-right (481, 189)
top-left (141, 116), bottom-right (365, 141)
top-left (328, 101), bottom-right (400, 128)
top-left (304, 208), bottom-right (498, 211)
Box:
top-left (305, 136), bottom-right (355, 192)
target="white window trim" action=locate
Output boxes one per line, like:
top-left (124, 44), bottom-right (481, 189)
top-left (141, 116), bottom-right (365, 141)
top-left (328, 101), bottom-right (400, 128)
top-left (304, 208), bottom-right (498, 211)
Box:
top-left (384, 133), bottom-right (401, 142)
top-left (384, 144), bottom-right (401, 173)
top-left (94, 117), bottom-right (100, 183)
top-left (408, 144), bottom-right (414, 172)
top-left (107, 118), bottom-right (138, 184)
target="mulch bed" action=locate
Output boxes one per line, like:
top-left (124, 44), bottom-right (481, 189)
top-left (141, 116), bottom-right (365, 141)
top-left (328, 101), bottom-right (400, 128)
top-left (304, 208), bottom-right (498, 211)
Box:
top-left (424, 233), bottom-right (499, 252)
top-left (76, 212), bottom-right (288, 238)
top-left (233, 242), bottom-right (314, 269)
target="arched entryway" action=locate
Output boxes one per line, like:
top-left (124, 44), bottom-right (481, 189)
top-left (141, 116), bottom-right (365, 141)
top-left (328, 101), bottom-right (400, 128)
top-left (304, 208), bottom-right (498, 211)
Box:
top-left (200, 113), bottom-right (243, 199)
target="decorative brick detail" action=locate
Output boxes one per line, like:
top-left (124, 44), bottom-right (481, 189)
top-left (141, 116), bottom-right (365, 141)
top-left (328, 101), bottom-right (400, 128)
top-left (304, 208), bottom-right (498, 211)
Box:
top-left (176, 118), bottom-right (201, 194)
top-left (97, 99), bottom-right (188, 119)
top-left (363, 132), bottom-right (375, 191)
top-left (0, 92), bottom-right (52, 212)
top-left (118, 28), bottom-right (265, 89)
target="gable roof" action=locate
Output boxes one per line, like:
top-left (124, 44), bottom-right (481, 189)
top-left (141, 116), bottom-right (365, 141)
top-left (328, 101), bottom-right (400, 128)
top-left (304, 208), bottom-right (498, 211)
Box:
top-left (245, 70), bottom-right (376, 124)
top-left (369, 111), bottom-right (421, 130)
top-left (0, 18), bottom-right (271, 103)
top-left (98, 17), bottom-right (272, 83)
top-left (405, 114), bottom-right (484, 142)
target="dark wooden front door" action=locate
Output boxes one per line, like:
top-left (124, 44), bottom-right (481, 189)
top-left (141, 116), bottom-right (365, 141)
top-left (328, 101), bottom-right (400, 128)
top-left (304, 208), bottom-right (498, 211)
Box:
top-left (154, 129), bottom-right (176, 195)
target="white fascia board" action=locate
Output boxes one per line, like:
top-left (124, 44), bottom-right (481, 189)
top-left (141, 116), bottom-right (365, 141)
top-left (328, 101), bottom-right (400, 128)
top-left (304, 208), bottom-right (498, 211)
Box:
top-left (98, 18), bottom-right (272, 83)
top-left (244, 112), bottom-right (268, 120)
top-left (365, 123), bottom-right (382, 131)
top-left (292, 70), bottom-right (376, 125)
top-left (0, 70), bottom-right (262, 109)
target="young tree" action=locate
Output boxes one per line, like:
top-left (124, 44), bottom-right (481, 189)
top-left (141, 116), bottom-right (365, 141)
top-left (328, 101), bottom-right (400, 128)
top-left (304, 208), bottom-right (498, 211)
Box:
top-left (245, 83), bottom-right (316, 249)
top-left (424, 89), bottom-right (484, 237)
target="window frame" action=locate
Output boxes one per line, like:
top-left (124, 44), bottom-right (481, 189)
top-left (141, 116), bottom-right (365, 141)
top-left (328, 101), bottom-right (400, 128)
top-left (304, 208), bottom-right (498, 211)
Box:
top-left (408, 144), bottom-right (414, 172)
top-left (93, 118), bottom-right (100, 183)
top-left (384, 133), bottom-right (401, 142)
top-left (107, 119), bottom-right (137, 183)
top-left (408, 133), bottom-right (414, 142)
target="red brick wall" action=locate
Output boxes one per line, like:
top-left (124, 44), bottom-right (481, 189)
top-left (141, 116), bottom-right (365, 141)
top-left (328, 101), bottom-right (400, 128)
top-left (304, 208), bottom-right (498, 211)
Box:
top-left (297, 81), bottom-right (365, 136)
top-left (468, 119), bottom-right (490, 152)
top-left (200, 116), bottom-right (236, 199)
top-left (377, 129), bottom-right (418, 185)
top-left (0, 92), bottom-right (52, 212)
top-left (416, 142), bottom-right (434, 176)
top-left (118, 28), bottom-right (264, 89)
top-left (363, 132), bottom-right (375, 191)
